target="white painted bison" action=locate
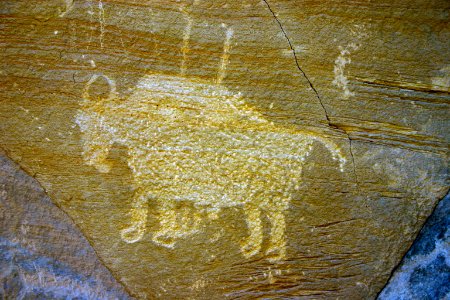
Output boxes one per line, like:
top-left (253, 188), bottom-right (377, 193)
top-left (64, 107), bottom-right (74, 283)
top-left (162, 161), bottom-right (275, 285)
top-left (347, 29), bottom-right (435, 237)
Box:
top-left (75, 20), bottom-right (346, 261)
top-left (75, 72), bottom-right (346, 261)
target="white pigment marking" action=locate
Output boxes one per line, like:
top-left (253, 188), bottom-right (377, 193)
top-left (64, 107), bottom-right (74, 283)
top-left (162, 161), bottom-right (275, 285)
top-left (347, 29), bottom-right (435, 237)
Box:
top-left (98, 0), bottom-right (106, 49)
top-left (76, 72), bottom-right (347, 261)
top-left (216, 25), bottom-right (233, 84)
top-left (332, 43), bottom-right (359, 99)
top-left (431, 65), bottom-right (450, 92)
top-left (180, 12), bottom-right (192, 76)
top-left (59, 0), bottom-right (74, 17)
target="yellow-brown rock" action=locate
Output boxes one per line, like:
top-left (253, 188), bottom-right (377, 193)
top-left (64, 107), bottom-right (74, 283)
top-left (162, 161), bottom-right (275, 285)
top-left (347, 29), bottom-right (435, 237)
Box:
top-left (0, 0), bottom-right (448, 298)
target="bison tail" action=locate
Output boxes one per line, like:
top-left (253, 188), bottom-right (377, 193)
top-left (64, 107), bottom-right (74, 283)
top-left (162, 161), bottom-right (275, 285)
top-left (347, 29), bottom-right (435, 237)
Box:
top-left (313, 136), bottom-right (347, 172)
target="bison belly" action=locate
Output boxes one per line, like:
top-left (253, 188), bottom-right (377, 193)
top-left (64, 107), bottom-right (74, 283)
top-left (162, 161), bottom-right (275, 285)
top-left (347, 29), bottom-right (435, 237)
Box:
top-left (127, 129), bottom-right (310, 208)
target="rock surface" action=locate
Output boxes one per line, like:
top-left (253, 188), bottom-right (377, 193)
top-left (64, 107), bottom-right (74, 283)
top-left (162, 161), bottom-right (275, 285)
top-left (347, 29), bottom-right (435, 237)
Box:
top-left (379, 192), bottom-right (450, 300)
top-left (0, 0), bottom-right (449, 299)
top-left (0, 150), bottom-right (131, 299)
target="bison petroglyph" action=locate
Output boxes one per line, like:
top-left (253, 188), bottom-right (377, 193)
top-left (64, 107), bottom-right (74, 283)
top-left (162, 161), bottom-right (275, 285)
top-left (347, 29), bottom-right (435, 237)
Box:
top-left (75, 16), bottom-right (346, 261)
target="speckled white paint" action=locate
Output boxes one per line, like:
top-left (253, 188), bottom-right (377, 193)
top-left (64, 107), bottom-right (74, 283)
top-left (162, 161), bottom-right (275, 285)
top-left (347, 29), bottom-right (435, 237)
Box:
top-left (75, 19), bottom-right (347, 261)
top-left (332, 43), bottom-right (358, 99)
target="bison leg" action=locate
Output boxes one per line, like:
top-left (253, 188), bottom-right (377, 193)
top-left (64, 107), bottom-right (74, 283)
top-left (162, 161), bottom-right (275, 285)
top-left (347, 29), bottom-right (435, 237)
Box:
top-left (152, 200), bottom-right (178, 248)
top-left (178, 205), bottom-right (201, 236)
top-left (266, 202), bottom-right (287, 262)
top-left (240, 203), bottom-right (263, 259)
top-left (120, 188), bottom-right (149, 243)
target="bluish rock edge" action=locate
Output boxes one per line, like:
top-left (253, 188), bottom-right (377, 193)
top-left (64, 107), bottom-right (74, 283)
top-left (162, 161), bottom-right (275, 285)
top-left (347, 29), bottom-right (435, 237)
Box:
top-left (0, 151), bottom-right (131, 300)
top-left (378, 192), bottom-right (450, 300)
top-left (0, 238), bottom-right (123, 300)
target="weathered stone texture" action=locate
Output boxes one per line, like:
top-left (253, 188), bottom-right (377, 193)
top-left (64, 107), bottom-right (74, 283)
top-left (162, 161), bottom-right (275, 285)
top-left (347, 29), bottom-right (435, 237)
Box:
top-left (0, 0), bottom-right (449, 299)
top-left (0, 150), bottom-right (131, 299)
top-left (379, 192), bottom-right (450, 300)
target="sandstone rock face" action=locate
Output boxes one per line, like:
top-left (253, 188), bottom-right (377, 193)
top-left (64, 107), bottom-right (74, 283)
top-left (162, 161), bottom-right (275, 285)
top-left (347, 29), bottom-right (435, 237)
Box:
top-left (0, 0), bottom-right (448, 299)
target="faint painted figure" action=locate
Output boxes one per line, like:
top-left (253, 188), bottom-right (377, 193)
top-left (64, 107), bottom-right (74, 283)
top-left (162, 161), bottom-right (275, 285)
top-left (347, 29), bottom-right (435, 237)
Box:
top-left (75, 14), bottom-right (346, 261)
top-left (332, 25), bottom-right (368, 99)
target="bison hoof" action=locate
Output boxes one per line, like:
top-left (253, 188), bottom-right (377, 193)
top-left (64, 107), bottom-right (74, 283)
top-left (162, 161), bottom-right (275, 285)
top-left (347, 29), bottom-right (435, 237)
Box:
top-left (152, 233), bottom-right (176, 249)
top-left (265, 246), bottom-right (286, 262)
top-left (240, 241), bottom-right (261, 259)
top-left (120, 226), bottom-right (144, 243)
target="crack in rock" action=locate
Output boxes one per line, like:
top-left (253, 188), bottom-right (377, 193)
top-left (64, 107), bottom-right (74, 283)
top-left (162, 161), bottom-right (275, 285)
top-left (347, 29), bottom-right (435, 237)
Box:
top-left (262, 0), bottom-right (330, 124)
top-left (261, 0), bottom-right (361, 191)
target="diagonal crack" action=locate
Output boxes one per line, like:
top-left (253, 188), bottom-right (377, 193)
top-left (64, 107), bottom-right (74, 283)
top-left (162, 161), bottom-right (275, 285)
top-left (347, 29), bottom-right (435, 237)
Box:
top-left (262, 0), bottom-right (361, 191)
top-left (262, 0), bottom-right (331, 125)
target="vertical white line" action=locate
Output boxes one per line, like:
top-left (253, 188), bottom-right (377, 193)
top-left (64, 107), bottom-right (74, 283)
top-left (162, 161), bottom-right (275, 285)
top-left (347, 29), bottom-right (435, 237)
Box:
top-left (179, 1), bottom-right (200, 75)
top-left (59, 0), bottom-right (74, 17)
top-left (180, 15), bottom-right (192, 76)
top-left (98, 0), bottom-right (105, 49)
top-left (216, 25), bottom-right (233, 85)
top-left (86, 0), bottom-right (95, 51)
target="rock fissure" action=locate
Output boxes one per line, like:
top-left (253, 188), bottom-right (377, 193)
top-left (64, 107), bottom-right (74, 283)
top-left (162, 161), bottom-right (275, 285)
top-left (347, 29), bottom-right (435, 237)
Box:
top-left (262, 0), bottom-right (330, 124)
top-left (261, 0), bottom-right (361, 191)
